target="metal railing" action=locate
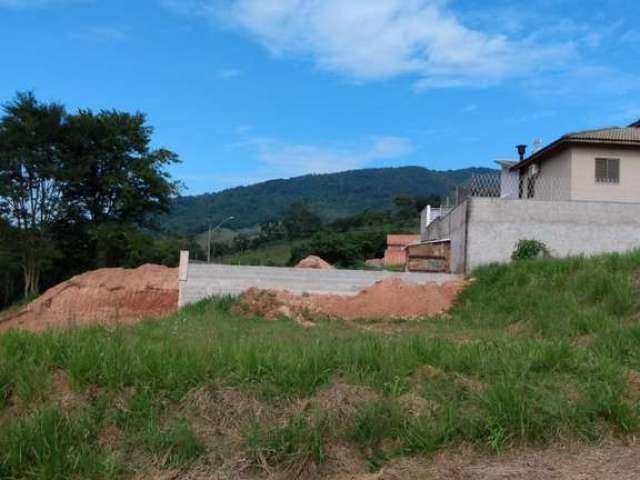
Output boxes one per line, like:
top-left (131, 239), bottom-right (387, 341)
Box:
top-left (422, 173), bottom-right (570, 235)
top-left (442, 173), bottom-right (570, 208)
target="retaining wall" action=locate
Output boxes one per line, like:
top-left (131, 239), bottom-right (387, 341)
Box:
top-left (177, 258), bottom-right (460, 307)
top-left (464, 198), bottom-right (640, 271)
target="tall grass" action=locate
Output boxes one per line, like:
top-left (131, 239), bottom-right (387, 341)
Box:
top-left (0, 407), bottom-right (106, 479)
top-left (1, 251), bottom-right (640, 476)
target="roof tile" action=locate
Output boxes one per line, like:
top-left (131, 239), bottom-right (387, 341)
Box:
top-left (563, 127), bottom-right (640, 143)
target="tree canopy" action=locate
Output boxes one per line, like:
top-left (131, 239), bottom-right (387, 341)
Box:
top-left (0, 92), bottom-right (184, 300)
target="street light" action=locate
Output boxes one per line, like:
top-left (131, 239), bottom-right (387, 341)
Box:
top-left (207, 216), bottom-right (235, 263)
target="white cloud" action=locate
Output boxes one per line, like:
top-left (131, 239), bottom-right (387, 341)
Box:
top-left (193, 0), bottom-right (575, 90)
top-left (249, 135), bottom-right (414, 177)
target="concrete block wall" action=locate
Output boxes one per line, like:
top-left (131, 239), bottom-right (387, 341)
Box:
top-left (423, 201), bottom-right (468, 273)
top-left (447, 202), bottom-right (468, 274)
top-left (423, 214), bottom-right (449, 241)
top-left (464, 198), bottom-right (640, 271)
top-left (178, 260), bottom-right (460, 307)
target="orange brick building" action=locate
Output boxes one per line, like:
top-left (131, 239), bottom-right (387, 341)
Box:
top-left (383, 234), bottom-right (420, 266)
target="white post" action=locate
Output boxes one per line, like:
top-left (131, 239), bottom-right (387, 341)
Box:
top-left (207, 224), bottom-right (212, 264)
top-left (178, 250), bottom-right (190, 307)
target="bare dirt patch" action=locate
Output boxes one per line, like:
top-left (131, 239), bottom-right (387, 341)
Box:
top-left (296, 381), bottom-right (380, 418)
top-left (398, 392), bottom-right (437, 417)
top-left (135, 440), bottom-right (640, 479)
top-left (625, 369), bottom-right (640, 400)
top-left (184, 385), bottom-right (271, 443)
top-left (235, 278), bottom-right (466, 323)
top-left (0, 264), bottom-right (178, 332)
top-left (425, 440), bottom-right (640, 480)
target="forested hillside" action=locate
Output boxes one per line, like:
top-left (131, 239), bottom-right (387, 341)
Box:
top-left (161, 166), bottom-right (494, 233)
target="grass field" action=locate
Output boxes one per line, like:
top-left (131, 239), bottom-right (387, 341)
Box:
top-left (2, 252), bottom-right (640, 478)
top-left (194, 226), bottom-right (261, 254)
top-left (218, 240), bottom-right (301, 267)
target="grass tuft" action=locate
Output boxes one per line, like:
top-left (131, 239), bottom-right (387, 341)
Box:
top-left (244, 413), bottom-right (328, 472)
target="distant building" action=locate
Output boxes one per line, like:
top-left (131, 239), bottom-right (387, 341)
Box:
top-left (409, 120), bottom-right (640, 273)
top-left (383, 235), bottom-right (420, 266)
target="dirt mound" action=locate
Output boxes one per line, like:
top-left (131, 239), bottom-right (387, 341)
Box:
top-left (233, 289), bottom-right (316, 327)
top-left (235, 277), bottom-right (466, 322)
top-left (295, 255), bottom-right (335, 270)
top-left (1, 264), bottom-right (178, 332)
top-left (315, 278), bottom-right (464, 320)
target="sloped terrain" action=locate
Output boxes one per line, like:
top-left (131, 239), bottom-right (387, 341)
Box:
top-left (2, 251), bottom-right (640, 478)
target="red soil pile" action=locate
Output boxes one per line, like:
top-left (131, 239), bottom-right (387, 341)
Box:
top-left (295, 255), bottom-right (335, 270)
top-left (1, 264), bottom-right (178, 332)
top-left (235, 277), bottom-right (466, 322)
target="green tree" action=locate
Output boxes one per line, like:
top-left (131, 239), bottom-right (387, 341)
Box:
top-left (393, 193), bottom-right (440, 223)
top-left (282, 200), bottom-right (322, 239)
top-left (0, 92), bottom-right (68, 297)
top-left (63, 109), bottom-right (180, 269)
top-left (63, 110), bottom-right (179, 225)
top-left (0, 92), bottom-right (181, 299)
top-left (258, 218), bottom-right (285, 242)
top-left (0, 219), bottom-right (22, 307)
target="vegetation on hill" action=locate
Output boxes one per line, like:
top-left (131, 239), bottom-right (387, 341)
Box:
top-left (218, 240), bottom-right (300, 267)
top-left (289, 209), bottom-right (417, 268)
top-left (161, 166), bottom-right (494, 233)
top-left (210, 205), bottom-right (421, 268)
top-left (2, 251), bottom-right (640, 477)
top-left (205, 197), bottom-right (429, 267)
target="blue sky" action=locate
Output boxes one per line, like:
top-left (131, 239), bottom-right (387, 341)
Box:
top-left (1, 0), bottom-right (639, 194)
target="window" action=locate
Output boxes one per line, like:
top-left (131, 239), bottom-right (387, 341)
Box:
top-left (595, 158), bottom-right (620, 183)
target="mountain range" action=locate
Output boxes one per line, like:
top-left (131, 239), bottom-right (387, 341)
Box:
top-left (161, 166), bottom-right (494, 233)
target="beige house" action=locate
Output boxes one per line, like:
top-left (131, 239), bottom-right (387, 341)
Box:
top-left (502, 121), bottom-right (640, 202)
top-left (413, 120), bottom-right (640, 274)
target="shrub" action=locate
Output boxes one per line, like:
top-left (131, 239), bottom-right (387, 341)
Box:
top-left (512, 239), bottom-right (549, 261)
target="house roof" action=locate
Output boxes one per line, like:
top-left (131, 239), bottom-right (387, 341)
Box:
top-left (495, 159), bottom-right (517, 168)
top-left (510, 125), bottom-right (640, 171)
top-left (564, 127), bottom-right (640, 143)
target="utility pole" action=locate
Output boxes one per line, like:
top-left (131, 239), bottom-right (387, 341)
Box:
top-left (207, 216), bottom-right (235, 264)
